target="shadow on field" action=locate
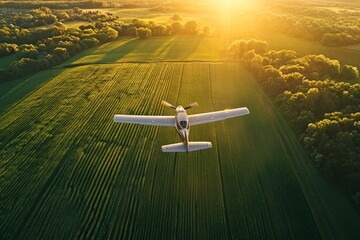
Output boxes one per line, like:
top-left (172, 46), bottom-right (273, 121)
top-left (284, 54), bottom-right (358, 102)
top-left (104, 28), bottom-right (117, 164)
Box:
top-left (60, 36), bottom-right (206, 66)
top-left (0, 68), bottom-right (63, 114)
top-left (97, 35), bottom-right (205, 62)
top-left (164, 36), bottom-right (204, 59)
top-left (97, 38), bottom-right (139, 63)
top-left (98, 36), bottom-right (181, 62)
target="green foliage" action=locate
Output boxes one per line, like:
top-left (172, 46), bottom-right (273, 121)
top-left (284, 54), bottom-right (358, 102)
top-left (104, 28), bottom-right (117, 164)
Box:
top-left (131, 18), bottom-right (147, 28)
top-left (151, 24), bottom-right (168, 36)
top-left (137, 27), bottom-right (152, 39)
top-left (82, 37), bottom-right (99, 48)
top-left (171, 21), bottom-right (183, 34)
top-left (0, 43), bottom-right (18, 57)
top-left (100, 26), bottom-right (118, 41)
top-left (0, 7), bottom-right (201, 82)
top-left (268, 7), bottom-right (360, 47)
top-left (228, 39), bottom-right (268, 58)
top-left (293, 54), bottom-right (341, 80)
top-left (265, 50), bottom-right (297, 68)
top-left (53, 47), bottom-right (70, 61)
top-left (303, 112), bottom-right (360, 177)
top-left (183, 20), bottom-right (198, 35)
top-left (9, 57), bottom-right (37, 77)
top-left (0, 8), bottom-right (122, 81)
top-left (342, 65), bottom-right (359, 81)
top-left (126, 26), bottom-right (138, 37)
top-left (18, 43), bottom-right (38, 56)
top-left (0, 7), bottom-right (117, 30)
top-left (321, 33), bottom-right (357, 46)
top-left (0, 0), bottom-right (112, 9)
top-left (232, 39), bottom-right (360, 187)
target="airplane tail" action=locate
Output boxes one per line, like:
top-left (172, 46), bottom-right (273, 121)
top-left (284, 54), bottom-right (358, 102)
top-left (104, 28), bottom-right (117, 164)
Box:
top-left (161, 142), bottom-right (212, 152)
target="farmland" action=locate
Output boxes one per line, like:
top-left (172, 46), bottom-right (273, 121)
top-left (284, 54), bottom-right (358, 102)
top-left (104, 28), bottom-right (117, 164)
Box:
top-left (1, 60), bottom-right (360, 239)
top-left (1, 1), bottom-right (360, 239)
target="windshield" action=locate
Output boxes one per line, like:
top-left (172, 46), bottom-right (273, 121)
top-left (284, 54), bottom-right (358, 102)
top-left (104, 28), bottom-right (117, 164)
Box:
top-left (179, 120), bottom-right (187, 129)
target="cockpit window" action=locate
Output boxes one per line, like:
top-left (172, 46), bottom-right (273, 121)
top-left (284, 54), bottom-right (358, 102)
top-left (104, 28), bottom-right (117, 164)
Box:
top-left (180, 120), bottom-right (187, 129)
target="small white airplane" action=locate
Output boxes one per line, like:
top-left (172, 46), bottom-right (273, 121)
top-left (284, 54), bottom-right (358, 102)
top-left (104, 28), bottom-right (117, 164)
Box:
top-left (114, 101), bottom-right (250, 153)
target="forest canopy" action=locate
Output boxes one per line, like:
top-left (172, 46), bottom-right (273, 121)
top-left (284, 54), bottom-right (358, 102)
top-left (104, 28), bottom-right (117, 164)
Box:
top-left (0, 7), bottom-right (200, 82)
top-left (230, 39), bottom-right (360, 203)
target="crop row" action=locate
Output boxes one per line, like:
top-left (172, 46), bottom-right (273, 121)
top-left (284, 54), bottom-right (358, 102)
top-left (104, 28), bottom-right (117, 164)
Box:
top-left (1, 62), bottom-right (339, 239)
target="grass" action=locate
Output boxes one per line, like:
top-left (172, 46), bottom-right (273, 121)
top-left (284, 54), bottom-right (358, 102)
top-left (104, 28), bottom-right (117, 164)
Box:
top-left (60, 36), bottom-right (223, 66)
top-left (0, 69), bottom-right (63, 114)
top-left (1, 3), bottom-right (360, 239)
top-left (1, 61), bottom-right (360, 239)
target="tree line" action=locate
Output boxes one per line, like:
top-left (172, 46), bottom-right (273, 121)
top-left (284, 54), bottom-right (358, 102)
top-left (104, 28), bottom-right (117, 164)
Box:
top-left (0, 0), bottom-right (112, 9)
top-left (229, 39), bottom-right (360, 206)
top-left (0, 8), bottom-right (201, 82)
top-left (267, 7), bottom-right (360, 47)
top-left (0, 7), bottom-right (117, 30)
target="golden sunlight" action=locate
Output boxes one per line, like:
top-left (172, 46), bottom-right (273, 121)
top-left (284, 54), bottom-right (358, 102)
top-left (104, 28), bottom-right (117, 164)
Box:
top-left (212, 0), bottom-right (253, 8)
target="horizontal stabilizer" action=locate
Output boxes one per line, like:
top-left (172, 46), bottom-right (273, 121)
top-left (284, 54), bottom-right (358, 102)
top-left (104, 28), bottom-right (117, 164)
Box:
top-left (161, 142), bottom-right (212, 152)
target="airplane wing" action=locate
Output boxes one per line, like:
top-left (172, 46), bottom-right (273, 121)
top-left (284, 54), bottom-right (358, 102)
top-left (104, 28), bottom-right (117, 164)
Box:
top-left (188, 107), bottom-right (250, 126)
top-left (114, 114), bottom-right (175, 126)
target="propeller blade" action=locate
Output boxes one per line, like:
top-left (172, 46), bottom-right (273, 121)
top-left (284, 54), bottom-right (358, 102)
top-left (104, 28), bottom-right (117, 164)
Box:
top-left (161, 100), bottom-right (176, 109)
top-left (184, 102), bottom-right (199, 110)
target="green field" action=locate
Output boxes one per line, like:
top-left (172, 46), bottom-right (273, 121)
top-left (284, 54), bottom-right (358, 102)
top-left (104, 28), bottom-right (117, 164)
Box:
top-left (1, 58), bottom-right (360, 239)
top-left (2, 3), bottom-right (360, 239)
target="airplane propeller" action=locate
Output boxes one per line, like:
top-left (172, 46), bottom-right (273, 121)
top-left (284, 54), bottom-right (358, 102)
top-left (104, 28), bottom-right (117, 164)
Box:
top-left (184, 102), bottom-right (199, 110)
top-left (161, 100), bottom-right (176, 109)
top-left (162, 100), bottom-right (199, 110)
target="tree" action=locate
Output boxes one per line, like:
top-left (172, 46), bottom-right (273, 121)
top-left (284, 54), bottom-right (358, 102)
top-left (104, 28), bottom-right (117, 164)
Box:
top-left (151, 24), bottom-right (167, 36)
top-left (95, 32), bottom-right (108, 43)
top-left (306, 87), bottom-right (321, 114)
top-left (137, 27), bottom-right (152, 39)
top-left (171, 13), bottom-right (182, 21)
top-left (53, 47), bottom-right (69, 62)
top-left (183, 20), bottom-right (198, 35)
top-left (57, 12), bottom-right (70, 21)
top-left (17, 44), bottom-right (39, 59)
top-left (297, 55), bottom-right (341, 79)
top-left (279, 64), bottom-right (306, 75)
top-left (283, 72), bottom-right (304, 90)
top-left (57, 41), bottom-right (77, 55)
top-left (265, 50), bottom-right (297, 68)
top-left (296, 110), bottom-right (316, 133)
top-left (53, 22), bottom-right (67, 32)
top-left (131, 19), bottom-right (147, 28)
top-left (79, 24), bottom-right (95, 31)
top-left (82, 38), bottom-right (99, 48)
top-left (228, 39), bottom-right (268, 58)
top-left (9, 58), bottom-right (37, 77)
top-left (342, 65), bottom-right (359, 81)
top-left (100, 26), bottom-right (118, 41)
top-left (0, 43), bottom-right (18, 57)
top-left (126, 27), bottom-right (138, 37)
top-left (171, 21), bottom-right (183, 34)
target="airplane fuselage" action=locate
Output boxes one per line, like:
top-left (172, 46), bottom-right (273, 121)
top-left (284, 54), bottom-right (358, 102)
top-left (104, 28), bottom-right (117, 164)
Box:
top-left (174, 106), bottom-right (190, 152)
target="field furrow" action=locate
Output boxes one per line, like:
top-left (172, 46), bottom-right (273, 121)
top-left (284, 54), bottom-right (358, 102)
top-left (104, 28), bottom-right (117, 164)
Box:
top-left (1, 62), bottom-right (360, 239)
